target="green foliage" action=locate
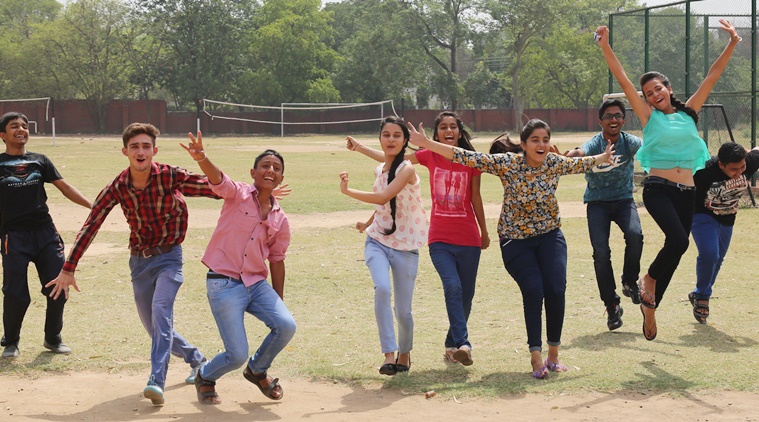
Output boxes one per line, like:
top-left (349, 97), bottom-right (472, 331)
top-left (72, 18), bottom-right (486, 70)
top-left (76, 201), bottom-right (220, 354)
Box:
top-left (237, 0), bottom-right (340, 106)
top-left (332, 0), bottom-right (428, 105)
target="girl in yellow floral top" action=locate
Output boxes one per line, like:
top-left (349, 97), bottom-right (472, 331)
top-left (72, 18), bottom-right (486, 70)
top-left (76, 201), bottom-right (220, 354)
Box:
top-left (409, 119), bottom-right (612, 379)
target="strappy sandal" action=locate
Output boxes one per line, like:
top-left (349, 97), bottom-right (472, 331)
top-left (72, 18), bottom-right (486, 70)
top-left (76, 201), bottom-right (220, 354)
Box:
top-left (194, 372), bottom-right (221, 405)
top-left (638, 278), bottom-right (656, 309)
top-left (544, 358), bottom-right (568, 373)
top-left (243, 366), bottom-right (284, 400)
top-left (688, 292), bottom-right (709, 324)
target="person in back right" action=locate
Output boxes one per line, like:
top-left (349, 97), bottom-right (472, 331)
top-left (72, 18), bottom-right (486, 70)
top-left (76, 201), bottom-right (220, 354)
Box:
top-left (689, 142), bottom-right (759, 324)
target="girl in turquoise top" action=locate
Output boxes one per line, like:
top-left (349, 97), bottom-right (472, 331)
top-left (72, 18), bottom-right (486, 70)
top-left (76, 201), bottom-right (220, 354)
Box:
top-left (596, 20), bottom-right (741, 341)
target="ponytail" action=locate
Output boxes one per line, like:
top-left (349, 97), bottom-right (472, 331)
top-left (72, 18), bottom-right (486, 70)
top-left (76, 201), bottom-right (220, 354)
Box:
top-left (670, 94), bottom-right (699, 124)
top-left (489, 132), bottom-right (522, 154)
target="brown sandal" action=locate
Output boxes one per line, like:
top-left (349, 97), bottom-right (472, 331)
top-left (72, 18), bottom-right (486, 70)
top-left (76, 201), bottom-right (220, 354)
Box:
top-left (194, 372), bottom-right (222, 405)
top-left (638, 278), bottom-right (656, 309)
top-left (244, 366), bottom-right (284, 400)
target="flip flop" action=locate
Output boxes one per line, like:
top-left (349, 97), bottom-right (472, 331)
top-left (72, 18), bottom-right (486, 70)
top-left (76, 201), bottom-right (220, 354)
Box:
top-left (640, 304), bottom-right (657, 341)
top-left (532, 366), bottom-right (549, 379)
top-left (638, 278), bottom-right (656, 309)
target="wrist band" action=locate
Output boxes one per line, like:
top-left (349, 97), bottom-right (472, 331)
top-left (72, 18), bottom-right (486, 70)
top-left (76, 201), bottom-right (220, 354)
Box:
top-left (194, 154), bottom-right (207, 162)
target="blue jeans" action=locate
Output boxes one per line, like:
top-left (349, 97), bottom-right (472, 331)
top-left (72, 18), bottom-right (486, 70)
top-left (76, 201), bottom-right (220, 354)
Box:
top-left (200, 276), bottom-right (296, 381)
top-left (642, 183), bottom-right (695, 306)
top-left (429, 242), bottom-right (480, 349)
top-left (587, 199), bottom-right (644, 307)
top-left (691, 213), bottom-right (733, 300)
top-left (364, 236), bottom-right (418, 354)
top-left (129, 245), bottom-right (204, 389)
top-left (1, 227), bottom-right (67, 347)
top-left (499, 229), bottom-right (567, 352)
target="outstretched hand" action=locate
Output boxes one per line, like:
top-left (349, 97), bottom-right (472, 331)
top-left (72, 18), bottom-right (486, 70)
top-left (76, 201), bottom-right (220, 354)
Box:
top-left (273, 183), bottom-right (291, 200)
top-left (718, 19), bottom-right (741, 42)
top-left (180, 131), bottom-right (206, 161)
top-left (346, 136), bottom-right (361, 151)
top-left (601, 139), bottom-right (616, 163)
top-left (407, 122), bottom-right (431, 148)
top-left (45, 271), bottom-right (79, 300)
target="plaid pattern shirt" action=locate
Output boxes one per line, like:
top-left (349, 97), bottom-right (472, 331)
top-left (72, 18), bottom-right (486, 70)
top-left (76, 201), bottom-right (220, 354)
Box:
top-left (62, 162), bottom-right (219, 272)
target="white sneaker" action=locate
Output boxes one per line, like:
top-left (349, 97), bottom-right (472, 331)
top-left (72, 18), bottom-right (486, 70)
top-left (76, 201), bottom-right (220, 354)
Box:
top-left (143, 384), bottom-right (165, 406)
top-left (43, 340), bottom-right (72, 354)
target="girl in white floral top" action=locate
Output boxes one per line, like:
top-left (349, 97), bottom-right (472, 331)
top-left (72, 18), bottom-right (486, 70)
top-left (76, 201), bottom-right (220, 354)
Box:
top-left (340, 116), bottom-right (428, 376)
top-left (409, 119), bottom-right (612, 379)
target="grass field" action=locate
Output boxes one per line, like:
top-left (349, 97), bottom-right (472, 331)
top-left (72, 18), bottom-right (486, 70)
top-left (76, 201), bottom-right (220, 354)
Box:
top-left (3, 133), bottom-right (759, 399)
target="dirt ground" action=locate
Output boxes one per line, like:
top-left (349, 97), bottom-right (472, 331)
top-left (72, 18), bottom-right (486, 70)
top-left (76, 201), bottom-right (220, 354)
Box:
top-left (8, 202), bottom-right (757, 422)
top-left (2, 371), bottom-right (758, 421)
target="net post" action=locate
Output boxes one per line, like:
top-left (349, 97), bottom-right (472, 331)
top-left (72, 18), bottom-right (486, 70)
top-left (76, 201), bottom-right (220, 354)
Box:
top-left (51, 97), bottom-right (56, 147)
top-left (281, 105), bottom-right (284, 137)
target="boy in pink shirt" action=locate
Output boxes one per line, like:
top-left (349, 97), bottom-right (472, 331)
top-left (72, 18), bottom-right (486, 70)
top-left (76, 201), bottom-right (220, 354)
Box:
top-left (181, 132), bottom-right (295, 404)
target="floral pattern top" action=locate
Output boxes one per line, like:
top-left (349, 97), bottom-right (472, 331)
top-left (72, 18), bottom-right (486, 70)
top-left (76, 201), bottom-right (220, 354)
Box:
top-left (452, 147), bottom-right (596, 239)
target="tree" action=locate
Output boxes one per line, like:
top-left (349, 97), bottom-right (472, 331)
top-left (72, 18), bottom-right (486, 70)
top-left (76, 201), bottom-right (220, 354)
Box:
top-left (31, 0), bottom-right (133, 131)
top-left (485, 0), bottom-right (572, 128)
top-left (400, 0), bottom-right (481, 111)
top-left (237, 0), bottom-right (340, 105)
top-left (519, 24), bottom-right (607, 109)
top-left (330, 0), bottom-right (428, 106)
top-left (134, 0), bottom-right (256, 110)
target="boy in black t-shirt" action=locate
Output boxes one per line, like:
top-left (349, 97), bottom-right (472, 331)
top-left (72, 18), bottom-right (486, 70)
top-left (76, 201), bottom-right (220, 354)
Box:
top-left (0, 112), bottom-right (91, 358)
top-left (689, 142), bottom-right (759, 324)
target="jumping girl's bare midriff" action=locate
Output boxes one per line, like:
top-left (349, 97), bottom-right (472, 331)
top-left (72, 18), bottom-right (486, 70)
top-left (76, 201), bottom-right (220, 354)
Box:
top-left (649, 167), bottom-right (694, 186)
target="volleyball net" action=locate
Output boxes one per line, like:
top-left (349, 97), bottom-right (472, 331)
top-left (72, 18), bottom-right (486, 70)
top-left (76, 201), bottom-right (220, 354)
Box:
top-left (201, 99), bottom-right (398, 136)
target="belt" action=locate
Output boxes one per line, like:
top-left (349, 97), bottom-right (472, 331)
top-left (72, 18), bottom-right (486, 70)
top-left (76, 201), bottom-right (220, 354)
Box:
top-left (130, 244), bottom-right (175, 258)
top-left (207, 272), bottom-right (242, 282)
top-left (643, 176), bottom-right (695, 191)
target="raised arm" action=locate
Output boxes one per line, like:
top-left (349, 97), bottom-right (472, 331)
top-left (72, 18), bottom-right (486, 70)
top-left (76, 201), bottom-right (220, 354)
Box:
top-left (595, 26), bottom-right (652, 127)
top-left (347, 136), bottom-right (418, 164)
top-left (181, 131), bottom-right (222, 185)
top-left (407, 122), bottom-right (455, 160)
top-left (51, 179), bottom-right (92, 209)
top-left (687, 19), bottom-right (741, 112)
top-left (339, 164), bottom-right (416, 205)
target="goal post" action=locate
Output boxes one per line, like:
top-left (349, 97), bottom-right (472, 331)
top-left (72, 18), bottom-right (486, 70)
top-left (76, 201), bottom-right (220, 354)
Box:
top-left (0, 97), bottom-right (55, 145)
top-left (201, 99), bottom-right (397, 137)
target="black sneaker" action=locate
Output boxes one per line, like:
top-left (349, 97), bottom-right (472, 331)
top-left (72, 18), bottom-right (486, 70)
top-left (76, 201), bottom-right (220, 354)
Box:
top-left (622, 282), bottom-right (641, 305)
top-left (606, 304), bottom-right (624, 331)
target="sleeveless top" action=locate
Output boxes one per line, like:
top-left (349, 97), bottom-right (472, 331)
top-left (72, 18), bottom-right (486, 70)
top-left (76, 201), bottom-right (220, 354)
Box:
top-left (365, 160), bottom-right (428, 251)
top-left (638, 109), bottom-right (710, 174)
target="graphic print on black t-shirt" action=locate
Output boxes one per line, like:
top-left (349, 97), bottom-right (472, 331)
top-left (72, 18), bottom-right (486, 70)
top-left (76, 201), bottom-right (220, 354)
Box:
top-left (0, 153), bottom-right (61, 231)
top-left (0, 159), bottom-right (43, 187)
top-left (704, 175), bottom-right (746, 216)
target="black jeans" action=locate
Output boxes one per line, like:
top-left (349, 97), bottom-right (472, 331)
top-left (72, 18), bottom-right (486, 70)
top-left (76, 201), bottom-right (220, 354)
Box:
top-left (1, 227), bottom-right (66, 346)
top-left (642, 182), bottom-right (695, 307)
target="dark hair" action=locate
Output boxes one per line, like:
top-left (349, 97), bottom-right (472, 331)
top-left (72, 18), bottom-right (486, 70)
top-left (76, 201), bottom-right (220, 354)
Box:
top-left (598, 99), bottom-right (626, 120)
top-left (122, 122), bottom-right (160, 147)
top-left (717, 142), bottom-right (746, 165)
top-left (432, 111), bottom-right (475, 151)
top-left (254, 149), bottom-right (285, 175)
top-left (639, 71), bottom-right (699, 124)
top-left (0, 112), bottom-right (28, 133)
top-left (379, 116), bottom-right (410, 236)
top-left (520, 119), bottom-right (551, 143)
top-left (489, 132), bottom-right (522, 154)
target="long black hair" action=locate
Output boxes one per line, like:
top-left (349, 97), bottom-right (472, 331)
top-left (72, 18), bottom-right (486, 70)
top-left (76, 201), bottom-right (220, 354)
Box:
top-left (432, 111), bottom-right (475, 151)
top-left (639, 71), bottom-right (699, 124)
top-left (380, 116), bottom-right (410, 236)
top-left (489, 132), bottom-right (522, 154)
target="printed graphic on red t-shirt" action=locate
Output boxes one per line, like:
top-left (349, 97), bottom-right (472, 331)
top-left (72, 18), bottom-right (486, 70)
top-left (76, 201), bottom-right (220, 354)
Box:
top-left (432, 167), bottom-right (469, 218)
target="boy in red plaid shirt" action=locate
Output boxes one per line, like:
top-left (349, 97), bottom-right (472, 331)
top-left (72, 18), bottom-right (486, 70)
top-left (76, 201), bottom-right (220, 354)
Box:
top-left (46, 123), bottom-right (219, 406)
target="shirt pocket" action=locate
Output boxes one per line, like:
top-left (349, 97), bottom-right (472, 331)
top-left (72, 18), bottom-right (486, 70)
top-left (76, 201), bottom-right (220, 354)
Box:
top-left (235, 202), bottom-right (259, 231)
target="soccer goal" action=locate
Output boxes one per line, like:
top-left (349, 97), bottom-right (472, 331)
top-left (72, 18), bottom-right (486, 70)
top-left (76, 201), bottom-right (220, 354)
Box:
top-left (201, 99), bottom-right (398, 136)
top-left (0, 97), bottom-right (56, 145)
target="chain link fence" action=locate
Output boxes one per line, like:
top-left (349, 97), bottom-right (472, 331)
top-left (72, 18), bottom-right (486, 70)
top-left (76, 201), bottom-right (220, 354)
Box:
top-left (609, 0), bottom-right (757, 151)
